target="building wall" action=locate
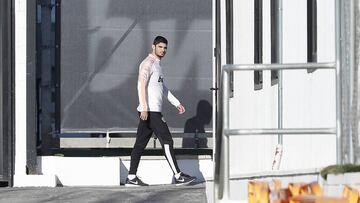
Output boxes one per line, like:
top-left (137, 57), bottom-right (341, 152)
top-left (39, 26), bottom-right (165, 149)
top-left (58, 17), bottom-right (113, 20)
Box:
top-left (223, 0), bottom-right (336, 175)
top-left (14, 0), bottom-right (338, 185)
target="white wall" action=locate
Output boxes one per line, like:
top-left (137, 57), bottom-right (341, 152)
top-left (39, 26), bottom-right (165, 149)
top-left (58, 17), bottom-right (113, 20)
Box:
top-left (224, 0), bottom-right (336, 175)
top-left (14, 0), bottom-right (27, 178)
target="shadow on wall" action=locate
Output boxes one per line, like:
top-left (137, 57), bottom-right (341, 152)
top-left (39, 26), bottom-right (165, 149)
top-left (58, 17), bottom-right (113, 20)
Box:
top-left (60, 0), bottom-right (212, 131)
top-left (183, 100), bottom-right (212, 148)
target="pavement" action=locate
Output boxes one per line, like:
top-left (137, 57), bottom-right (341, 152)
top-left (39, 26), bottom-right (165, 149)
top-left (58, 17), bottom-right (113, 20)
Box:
top-left (0, 183), bottom-right (207, 203)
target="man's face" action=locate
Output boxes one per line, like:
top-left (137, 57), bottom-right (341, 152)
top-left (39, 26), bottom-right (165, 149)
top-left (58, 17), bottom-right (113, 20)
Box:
top-left (152, 42), bottom-right (167, 59)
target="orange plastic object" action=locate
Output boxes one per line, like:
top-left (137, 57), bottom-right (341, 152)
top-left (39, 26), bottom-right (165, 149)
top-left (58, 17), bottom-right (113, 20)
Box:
top-left (289, 183), bottom-right (310, 196)
top-left (270, 188), bottom-right (292, 203)
top-left (289, 195), bottom-right (347, 203)
top-left (248, 181), bottom-right (270, 203)
top-left (342, 185), bottom-right (359, 203)
top-left (272, 179), bottom-right (282, 190)
top-left (309, 182), bottom-right (323, 196)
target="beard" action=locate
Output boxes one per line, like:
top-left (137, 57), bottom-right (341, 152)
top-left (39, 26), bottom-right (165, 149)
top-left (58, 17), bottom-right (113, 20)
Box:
top-left (156, 51), bottom-right (165, 58)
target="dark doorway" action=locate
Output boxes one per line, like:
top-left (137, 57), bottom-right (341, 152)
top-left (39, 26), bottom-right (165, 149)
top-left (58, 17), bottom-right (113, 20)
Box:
top-left (36, 0), bottom-right (213, 156)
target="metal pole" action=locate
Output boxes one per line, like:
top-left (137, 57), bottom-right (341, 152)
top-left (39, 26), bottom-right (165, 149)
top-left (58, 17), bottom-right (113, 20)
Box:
top-left (307, 0), bottom-right (318, 73)
top-left (335, 0), bottom-right (343, 164)
top-left (277, 0), bottom-right (283, 145)
top-left (223, 62), bottom-right (335, 71)
top-left (254, 0), bottom-right (263, 90)
top-left (355, 0), bottom-right (360, 165)
top-left (213, 0), bottom-right (222, 201)
top-left (226, 0), bottom-right (234, 97)
top-left (222, 70), bottom-right (230, 200)
top-left (225, 128), bottom-right (337, 135)
top-left (348, 0), bottom-right (355, 164)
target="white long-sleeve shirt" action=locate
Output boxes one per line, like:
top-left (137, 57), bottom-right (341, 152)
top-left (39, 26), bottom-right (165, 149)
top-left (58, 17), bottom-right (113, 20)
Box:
top-left (137, 54), bottom-right (180, 112)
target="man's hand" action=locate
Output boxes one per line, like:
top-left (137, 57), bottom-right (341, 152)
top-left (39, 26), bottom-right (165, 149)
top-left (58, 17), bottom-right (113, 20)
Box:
top-left (140, 111), bottom-right (148, 120)
top-left (177, 104), bottom-right (186, 114)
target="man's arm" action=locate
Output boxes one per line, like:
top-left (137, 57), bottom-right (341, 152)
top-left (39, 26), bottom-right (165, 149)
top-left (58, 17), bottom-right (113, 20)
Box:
top-left (163, 84), bottom-right (185, 114)
top-left (138, 61), bottom-right (152, 120)
top-left (139, 81), bottom-right (148, 120)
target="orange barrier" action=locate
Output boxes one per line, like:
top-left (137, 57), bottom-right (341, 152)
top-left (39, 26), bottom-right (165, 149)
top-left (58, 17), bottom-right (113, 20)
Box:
top-left (248, 180), bottom-right (357, 203)
top-left (270, 188), bottom-right (292, 203)
top-left (272, 179), bottom-right (282, 190)
top-left (289, 195), bottom-right (347, 203)
top-left (248, 181), bottom-right (270, 203)
top-left (287, 182), bottom-right (323, 197)
top-left (288, 183), bottom-right (312, 196)
top-left (342, 185), bottom-right (359, 203)
top-left (309, 182), bottom-right (323, 196)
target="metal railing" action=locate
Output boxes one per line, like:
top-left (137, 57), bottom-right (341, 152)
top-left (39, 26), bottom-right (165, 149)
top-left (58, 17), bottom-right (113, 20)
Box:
top-left (214, 63), bottom-right (340, 202)
top-left (214, 0), bottom-right (342, 201)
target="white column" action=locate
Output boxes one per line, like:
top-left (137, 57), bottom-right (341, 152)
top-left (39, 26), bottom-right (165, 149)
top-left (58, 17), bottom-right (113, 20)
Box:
top-left (14, 0), bottom-right (27, 178)
top-left (13, 0), bottom-right (57, 187)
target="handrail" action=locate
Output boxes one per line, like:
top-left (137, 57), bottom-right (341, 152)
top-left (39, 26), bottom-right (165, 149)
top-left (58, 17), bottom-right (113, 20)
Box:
top-left (215, 0), bottom-right (342, 201)
top-left (59, 128), bottom-right (213, 134)
top-left (224, 128), bottom-right (336, 136)
top-left (223, 62), bottom-right (335, 71)
top-left (215, 62), bottom-right (339, 202)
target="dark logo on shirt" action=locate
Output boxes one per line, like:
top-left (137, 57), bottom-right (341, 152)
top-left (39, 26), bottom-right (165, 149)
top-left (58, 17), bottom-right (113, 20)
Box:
top-left (158, 76), bottom-right (164, 83)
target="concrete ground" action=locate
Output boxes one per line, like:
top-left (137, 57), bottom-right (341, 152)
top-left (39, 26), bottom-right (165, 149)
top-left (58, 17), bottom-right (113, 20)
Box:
top-left (0, 183), bottom-right (207, 203)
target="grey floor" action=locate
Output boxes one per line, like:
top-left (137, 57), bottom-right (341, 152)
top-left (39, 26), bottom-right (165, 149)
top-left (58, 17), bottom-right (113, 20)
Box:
top-left (0, 183), bottom-right (207, 203)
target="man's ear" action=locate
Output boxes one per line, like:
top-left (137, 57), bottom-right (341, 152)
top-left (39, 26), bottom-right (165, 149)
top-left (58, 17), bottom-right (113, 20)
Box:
top-left (152, 44), bottom-right (155, 50)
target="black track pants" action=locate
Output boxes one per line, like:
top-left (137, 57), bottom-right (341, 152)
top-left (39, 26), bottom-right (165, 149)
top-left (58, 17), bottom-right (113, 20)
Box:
top-left (129, 112), bottom-right (181, 175)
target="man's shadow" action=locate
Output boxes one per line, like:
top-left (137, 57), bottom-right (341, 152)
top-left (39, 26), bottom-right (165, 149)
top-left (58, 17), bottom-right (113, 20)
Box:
top-left (183, 100), bottom-right (212, 148)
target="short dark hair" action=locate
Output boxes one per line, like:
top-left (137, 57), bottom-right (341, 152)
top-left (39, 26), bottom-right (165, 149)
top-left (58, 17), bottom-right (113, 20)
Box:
top-left (153, 36), bottom-right (168, 45)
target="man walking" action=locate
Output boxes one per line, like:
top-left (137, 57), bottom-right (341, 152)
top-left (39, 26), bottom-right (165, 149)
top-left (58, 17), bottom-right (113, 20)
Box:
top-left (125, 36), bottom-right (196, 186)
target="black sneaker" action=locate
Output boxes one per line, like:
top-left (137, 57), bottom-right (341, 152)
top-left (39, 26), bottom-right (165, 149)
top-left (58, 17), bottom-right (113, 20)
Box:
top-left (174, 172), bottom-right (196, 186)
top-left (125, 176), bottom-right (149, 187)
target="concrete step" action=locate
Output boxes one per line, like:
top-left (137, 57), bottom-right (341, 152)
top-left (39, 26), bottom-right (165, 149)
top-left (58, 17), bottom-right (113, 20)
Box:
top-left (36, 155), bottom-right (213, 186)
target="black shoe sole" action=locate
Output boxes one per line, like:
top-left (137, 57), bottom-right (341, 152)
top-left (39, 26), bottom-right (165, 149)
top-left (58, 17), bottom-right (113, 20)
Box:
top-left (175, 179), bottom-right (196, 186)
top-left (125, 182), bottom-right (150, 187)
top-left (125, 183), bottom-right (141, 187)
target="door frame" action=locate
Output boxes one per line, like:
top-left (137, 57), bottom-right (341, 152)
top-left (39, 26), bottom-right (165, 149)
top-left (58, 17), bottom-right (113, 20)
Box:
top-left (0, 0), bottom-right (15, 186)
